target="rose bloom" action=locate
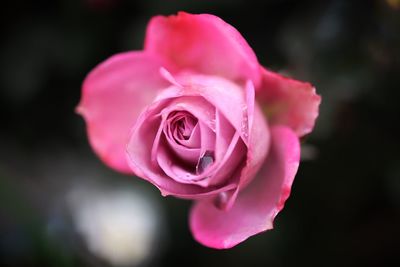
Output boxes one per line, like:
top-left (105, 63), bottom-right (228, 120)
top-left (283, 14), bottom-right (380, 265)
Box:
top-left (77, 12), bottom-right (320, 249)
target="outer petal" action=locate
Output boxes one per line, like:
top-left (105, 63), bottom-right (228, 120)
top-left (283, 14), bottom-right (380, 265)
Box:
top-left (256, 67), bottom-right (321, 137)
top-left (145, 12), bottom-right (261, 86)
top-left (77, 52), bottom-right (169, 173)
top-left (189, 126), bottom-right (300, 249)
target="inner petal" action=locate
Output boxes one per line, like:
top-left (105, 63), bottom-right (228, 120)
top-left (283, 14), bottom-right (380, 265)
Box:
top-left (162, 111), bottom-right (201, 164)
top-left (158, 120), bottom-right (217, 185)
top-left (161, 96), bottom-right (216, 163)
top-left (167, 111), bottom-right (199, 147)
top-left (177, 122), bottom-right (201, 148)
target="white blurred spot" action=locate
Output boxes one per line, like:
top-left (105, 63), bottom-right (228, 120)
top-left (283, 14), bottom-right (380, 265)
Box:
top-left (67, 185), bottom-right (162, 266)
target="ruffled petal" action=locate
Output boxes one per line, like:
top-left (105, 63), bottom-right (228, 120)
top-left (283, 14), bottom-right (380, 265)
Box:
top-left (189, 126), bottom-right (300, 249)
top-left (77, 51), bottom-right (169, 173)
top-left (256, 67), bottom-right (321, 137)
top-left (145, 12), bottom-right (261, 86)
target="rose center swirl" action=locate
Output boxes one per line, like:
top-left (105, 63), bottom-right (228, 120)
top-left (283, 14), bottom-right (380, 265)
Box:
top-left (162, 110), bottom-right (215, 178)
top-left (168, 111), bottom-right (199, 145)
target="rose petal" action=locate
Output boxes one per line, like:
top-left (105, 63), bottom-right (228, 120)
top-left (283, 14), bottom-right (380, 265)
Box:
top-left (160, 96), bottom-right (216, 135)
top-left (164, 112), bottom-right (201, 163)
top-left (189, 126), bottom-right (300, 249)
top-left (201, 131), bottom-right (245, 187)
top-left (256, 67), bottom-right (321, 137)
top-left (238, 82), bottom-right (268, 189)
top-left (156, 121), bottom-right (216, 185)
top-left (127, 97), bottom-right (237, 198)
top-left (174, 73), bottom-right (252, 147)
top-left (149, 74), bottom-right (269, 191)
top-left (215, 110), bottom-right (235, 162)
top-left (209, 90), bottom-right (269, 209)
top-left (176, 122), bottom-right (201, 148)
top-left (160, 97), bottom-right (215, 164)
top-left (156, 144), bottom-right (197, 183)
top-left (145, 12), bottom-right (261, 86)
top-left (198, 121), bottom-right (216, 158)
top-left (164, 135), bottom-right (201, 164)
top-left (77, 51), bottom-right (169, 173)
top-left (199, 110), bottom-right (245, 187)
top-left (168, 112), bottom-right (197, 143)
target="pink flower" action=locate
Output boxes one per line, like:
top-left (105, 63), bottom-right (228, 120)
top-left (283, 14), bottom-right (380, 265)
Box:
top-left (77, 12), bottom-right (321, 249)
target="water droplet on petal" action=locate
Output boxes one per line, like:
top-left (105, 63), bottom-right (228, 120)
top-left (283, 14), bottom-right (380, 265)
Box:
top-left (241, 104), bottom-right (249, 140)
top-left (209, 119), bottom-right (216, 132)
top-left (196, 150), bottom-right (214, 174)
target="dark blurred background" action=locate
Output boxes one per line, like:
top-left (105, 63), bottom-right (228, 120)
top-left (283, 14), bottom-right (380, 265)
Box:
top-left (1, 0), bottom-right (400, 266)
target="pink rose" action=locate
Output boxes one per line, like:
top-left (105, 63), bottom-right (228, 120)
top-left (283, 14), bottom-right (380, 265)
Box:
top-left (77, 12), bottom-right (320, 249)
